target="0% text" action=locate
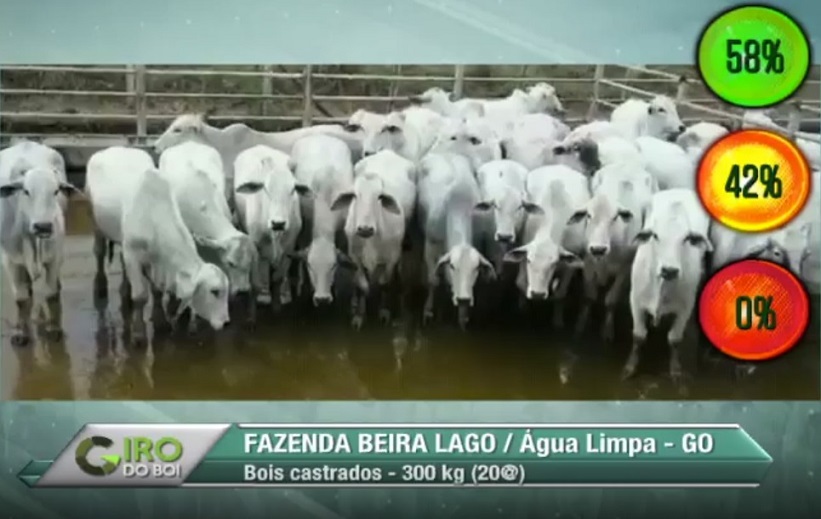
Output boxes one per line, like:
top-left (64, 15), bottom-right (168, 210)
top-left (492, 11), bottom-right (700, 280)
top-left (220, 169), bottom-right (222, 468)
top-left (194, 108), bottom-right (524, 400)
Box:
top-left (735, 295), bottom-right (777, 331)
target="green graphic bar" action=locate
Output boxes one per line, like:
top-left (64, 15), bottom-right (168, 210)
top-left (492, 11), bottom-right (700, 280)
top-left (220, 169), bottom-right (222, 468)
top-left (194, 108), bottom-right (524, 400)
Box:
top-left (18, 423), bottom-right (773, 488)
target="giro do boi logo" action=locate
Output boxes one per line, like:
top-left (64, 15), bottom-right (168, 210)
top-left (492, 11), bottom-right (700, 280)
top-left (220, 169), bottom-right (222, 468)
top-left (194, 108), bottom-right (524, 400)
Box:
top-left (74, 434), bottom-right (184, 478)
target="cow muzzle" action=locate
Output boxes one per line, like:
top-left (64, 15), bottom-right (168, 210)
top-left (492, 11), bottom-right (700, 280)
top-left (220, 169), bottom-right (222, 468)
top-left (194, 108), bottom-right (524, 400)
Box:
top-left (356, 226), bottom-right (375, 238)
top-left (31, 221), bottom-right (54, 238)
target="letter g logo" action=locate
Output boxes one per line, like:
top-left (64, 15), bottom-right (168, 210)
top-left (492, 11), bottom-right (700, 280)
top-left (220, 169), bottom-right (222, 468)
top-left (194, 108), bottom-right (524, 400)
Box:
top-left (74, 436), bottom-right (121, 476)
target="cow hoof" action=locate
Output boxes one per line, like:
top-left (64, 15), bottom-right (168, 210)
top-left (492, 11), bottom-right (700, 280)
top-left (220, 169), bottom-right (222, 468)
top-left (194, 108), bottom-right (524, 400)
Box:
top-left (93, 273), bottom-right (108, 299)
top-left (558, 365), bottom-right (571, 385)
top-left (601, 324), bottom-right (615, 343)
top-left (379, 308), bottom-right (391, 325)
top-left (10, 329), bottom-right (30, 346)
top-left (621, 358), bottom-right (639, 381)
top-left (552, 312), bottom-right (564, 330)
top-left (422, 310), bottom-right (434, 327)
top-left (351, 315), bottom-right (364, 331)
top-left (44, 327), bottom-right (64, 342)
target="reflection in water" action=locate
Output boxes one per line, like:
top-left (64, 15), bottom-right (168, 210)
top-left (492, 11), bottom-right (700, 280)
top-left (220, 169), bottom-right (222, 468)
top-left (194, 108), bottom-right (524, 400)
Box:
top-left (2, 200), bottom-right (819, 400)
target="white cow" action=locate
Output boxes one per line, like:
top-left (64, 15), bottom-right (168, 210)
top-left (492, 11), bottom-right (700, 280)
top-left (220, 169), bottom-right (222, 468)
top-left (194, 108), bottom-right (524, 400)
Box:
top-left (233, 145), bottom-right (312, 312)
top-left (429, 116), bottom-right (504, 171)
top-left (473, 159), bottom-right (529, 271)
top-left (358, 106), bottom-right (446, 163)
top-left (410, 83), bottom-right (564, 134)
top-left (330, 150), bottom-right (416, 328)
top-left (634, 136), bottom-right (698, 190)
top-left (570, 162), bottom-right (656, 342)
top-left (503, 165), bottom-right (588, 328)
top-left (407, 87), bottom-right (487, 120)
top-left (158, 141), bottom-right (257, 299)
top-left (675, 121), bottom-right (729, 162)
top-left (553, 135), bottom-right (643, 176)
top-left (610, 95), bottom-right (686, 141)
top-left (85, 147), bottom-right (155, 300)
top-left (0, 141), bottom-right (77, 344)
top-left (501, 113), bottom-right (571, 170)
top-left (86, 148), bottom-right (230, 343)
top-left (741, 110), bottom-right (821, 170)
top-left (417, 151), bottom-right (496, 329)
top-left (625, 188), bottom-right (714, 382)
top-left (562, 120), bottom-right (623, 145)
top-left (288, 134), bottom-right (357, 305)
top-left (152, 113), bottom-right (365, 199)
top-left (710, 170), bottom-right (820, 292)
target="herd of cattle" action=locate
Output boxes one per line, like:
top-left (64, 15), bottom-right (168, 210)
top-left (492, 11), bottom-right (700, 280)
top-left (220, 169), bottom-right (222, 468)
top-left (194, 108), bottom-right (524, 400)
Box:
top-left (1, 81), bottom-right (819, 382)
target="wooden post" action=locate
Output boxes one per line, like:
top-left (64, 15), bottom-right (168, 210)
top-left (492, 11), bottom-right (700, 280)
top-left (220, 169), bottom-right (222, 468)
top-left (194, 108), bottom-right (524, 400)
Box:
top-left (134, 65), bottom-right (147, 143)
top-left (675, 75), bottom-right (689, 101)
top-left (587, 64), bottom-right (605, 122)
top-left (787, 101), bottom-right (802, 137)
top-left (262, 65), bottom-right (273, 116)
top-left (620, 67), bottom-right (638, 100)
top-left (452, 65), bottom-right (465, 100)
top-left (302, 65), bottom-right (314, 127)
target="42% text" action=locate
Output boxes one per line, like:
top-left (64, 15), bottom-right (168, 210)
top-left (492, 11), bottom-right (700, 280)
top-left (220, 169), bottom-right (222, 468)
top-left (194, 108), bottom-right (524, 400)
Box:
top-left (725, 163), bottom-right (783, 199)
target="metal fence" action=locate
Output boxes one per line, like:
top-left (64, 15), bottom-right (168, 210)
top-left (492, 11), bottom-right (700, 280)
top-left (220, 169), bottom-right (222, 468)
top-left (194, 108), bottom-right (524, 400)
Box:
top-left (1, 64), bottom-right (819, 148)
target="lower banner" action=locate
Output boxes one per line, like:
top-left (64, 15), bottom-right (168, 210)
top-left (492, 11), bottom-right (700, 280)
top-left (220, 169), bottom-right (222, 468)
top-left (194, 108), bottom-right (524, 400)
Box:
top-left (18, 423), bottom-right (772, 488)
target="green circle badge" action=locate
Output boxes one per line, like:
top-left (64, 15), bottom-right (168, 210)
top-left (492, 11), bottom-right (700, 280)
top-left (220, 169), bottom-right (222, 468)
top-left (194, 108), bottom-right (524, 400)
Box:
top-left (697, 5), bottom-right (811, 108)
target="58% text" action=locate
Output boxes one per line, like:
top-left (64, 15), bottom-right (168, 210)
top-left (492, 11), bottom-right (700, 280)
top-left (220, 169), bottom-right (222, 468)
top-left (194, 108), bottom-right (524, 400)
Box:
top-left (726, 38), bottom-right (785, 74)
top-left (735, 295), bottom-right (777, 331)
top-left (725, 163), bottom-right (783, 199)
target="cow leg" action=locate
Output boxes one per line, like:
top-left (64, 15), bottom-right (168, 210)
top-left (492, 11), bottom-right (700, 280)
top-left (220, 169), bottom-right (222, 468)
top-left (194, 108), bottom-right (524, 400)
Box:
top-left (278, 257), bottom-right (294, 306)
top-left (6, 260), bottom-right (33, 346)
top-left (151, 289), bottom-right (171, 334)
top-left (350, 268), bottom-right (369, 331)
top-left (377, 264), bottom-right (396, 325)
top-left (93, 231), bottom-right (108, 300)
top-left (122, 254), bottom-right (148, 345)
top-left (255, 255), bottom-right (272, 305)
top-left (622, 308), bottom-right (649, 380)
top-left (118, 252), bottom-right (132, 312)
top-left (42, 260), bottom-right (64, 341)
top-left (422, 243), bottom-right (439, 326)
top-left (602, 269), bottom-right (629, 343)
top-left (552, 267), bottom-right (576, 330)
top-left (667, 307), bottom-right (694, 385)
top-left (573, 267), bottom-right (598, 335)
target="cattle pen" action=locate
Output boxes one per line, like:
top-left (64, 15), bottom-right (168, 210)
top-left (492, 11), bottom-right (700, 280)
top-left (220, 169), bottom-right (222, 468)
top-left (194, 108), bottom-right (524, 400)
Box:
top-left (1, 63), bottom-right (820, 171)
top-left (1, 63), bottom-right (820, 402)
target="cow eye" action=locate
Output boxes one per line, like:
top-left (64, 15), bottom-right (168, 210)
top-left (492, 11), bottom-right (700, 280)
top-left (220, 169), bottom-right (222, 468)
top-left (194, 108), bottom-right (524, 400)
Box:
top-left (468, 136), bottom-right (482, 145)
top-left (656, 108), bottom-right (666, 113)
top-left (210, 289), bottom-right (220, 297)
top-left (385, 125), bottom-right (401, 134)
top-left (23, 189), bottom-right (30, 196)
top-left (450, 135), bottom-right (458, 141)
top-left (684, 233), bottom-right (704, 246)
top-left (344, 123), bottom-right (362, 132)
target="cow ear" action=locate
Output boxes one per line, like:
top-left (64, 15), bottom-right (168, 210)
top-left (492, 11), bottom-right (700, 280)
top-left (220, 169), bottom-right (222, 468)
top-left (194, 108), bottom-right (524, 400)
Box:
top-left (434, 252), bottom-right (450, 276)
top-left (294, 183), bottom-right (313, 198)
top-left (558, 249), bottom-right (584, 269)
top-left (331, 191), bottom-right (355, 211)
top-left (193, 235), bottom-right (221, 249)
top-left (521, 201), bottom-right (544, 215)
top-left (478, 255), bottom-right (497, 280)
top-left (235, 181), bottom-right (264, 194)
top-left (378, 194), bottom-right (401, 215)
top-left (503, 247), bottom-right (527, 263)
top-left (58, 182), bottom-right (82, 197)
top-left (336, 249), bottom-right (357, 269)
top-left (0, 182), bottom-right (23, 198)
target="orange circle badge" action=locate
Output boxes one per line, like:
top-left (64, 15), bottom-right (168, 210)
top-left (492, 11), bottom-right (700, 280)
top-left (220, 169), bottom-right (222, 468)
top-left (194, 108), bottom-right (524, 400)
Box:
top-left (697, 129), bottom-right (811, 232)
top-left (699, 259), bottom-right (809, 361)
